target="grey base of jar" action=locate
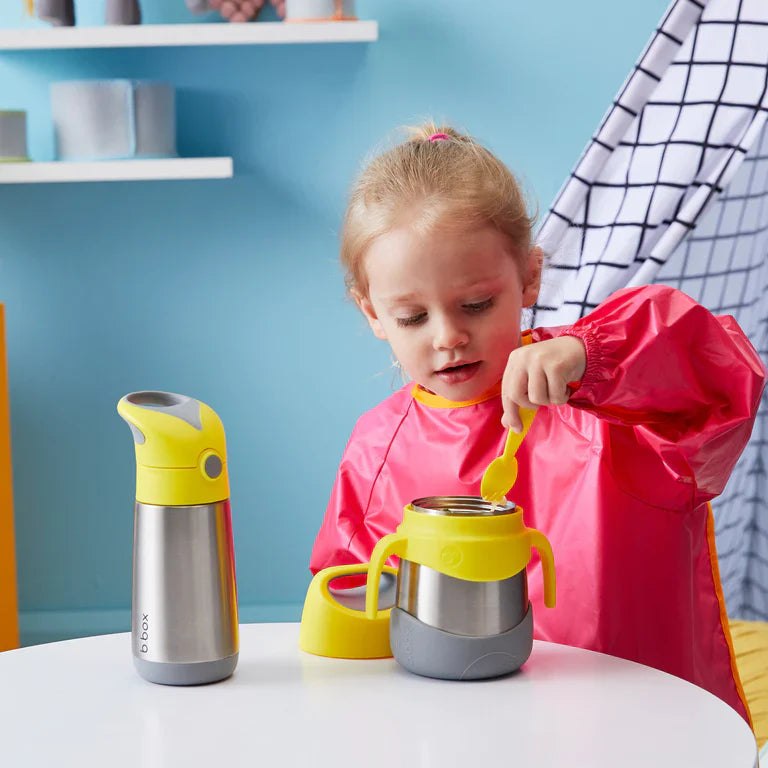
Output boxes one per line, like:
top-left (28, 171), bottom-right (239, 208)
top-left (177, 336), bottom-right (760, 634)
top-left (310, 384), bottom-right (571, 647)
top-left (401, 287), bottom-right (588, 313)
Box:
top-left (133, 652), bottom-right (239, 686)
top-left (390, 603), bottom-right (533, 681)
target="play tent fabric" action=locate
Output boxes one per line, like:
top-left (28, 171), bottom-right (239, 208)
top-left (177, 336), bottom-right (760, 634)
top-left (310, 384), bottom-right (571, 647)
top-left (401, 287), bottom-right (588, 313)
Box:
top-left (531, 0), bottom-right (768, 620)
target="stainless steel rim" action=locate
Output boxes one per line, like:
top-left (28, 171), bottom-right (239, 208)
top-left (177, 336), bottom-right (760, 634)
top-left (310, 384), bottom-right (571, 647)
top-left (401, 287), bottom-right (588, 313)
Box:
top-left (410, 495), bottom-right (516, 517)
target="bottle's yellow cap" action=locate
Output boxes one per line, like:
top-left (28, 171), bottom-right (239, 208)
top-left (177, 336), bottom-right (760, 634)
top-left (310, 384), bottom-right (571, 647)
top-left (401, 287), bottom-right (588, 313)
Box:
top-left (117, 391), bottom-right (229, 507)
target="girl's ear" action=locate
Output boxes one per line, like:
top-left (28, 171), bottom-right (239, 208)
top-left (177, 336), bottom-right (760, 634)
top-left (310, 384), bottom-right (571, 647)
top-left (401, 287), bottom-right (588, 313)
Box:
top-left (522, 246), bottom-right (543, 308)
top-left (353, 291), bottom-right (388, 341)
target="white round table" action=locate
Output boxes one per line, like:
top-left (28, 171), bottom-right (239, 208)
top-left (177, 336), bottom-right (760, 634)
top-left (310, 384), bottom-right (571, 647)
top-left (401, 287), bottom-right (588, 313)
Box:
top-left (0, 623), bottom-right (757, 767)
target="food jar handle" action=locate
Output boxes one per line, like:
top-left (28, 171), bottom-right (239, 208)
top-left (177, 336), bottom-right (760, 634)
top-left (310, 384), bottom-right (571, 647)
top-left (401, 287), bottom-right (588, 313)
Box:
top-left (529, 529), bottom-right (556, 608)
top-left (365, 533), bottom-right (406, 620)
top-left (316, 563), bottom-right (371, 594)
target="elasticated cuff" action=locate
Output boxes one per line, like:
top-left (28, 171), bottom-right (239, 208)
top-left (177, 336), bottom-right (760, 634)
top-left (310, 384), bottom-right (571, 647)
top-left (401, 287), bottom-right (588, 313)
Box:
top-left (558, 326), bottom-right (603, 395)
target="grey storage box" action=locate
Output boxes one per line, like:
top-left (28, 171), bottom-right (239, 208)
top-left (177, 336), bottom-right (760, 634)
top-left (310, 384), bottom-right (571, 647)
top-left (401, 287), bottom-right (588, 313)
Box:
top-left (0, 111), bottom-right (29, 162)
top-left (51, 80), bottom-right (176, 161)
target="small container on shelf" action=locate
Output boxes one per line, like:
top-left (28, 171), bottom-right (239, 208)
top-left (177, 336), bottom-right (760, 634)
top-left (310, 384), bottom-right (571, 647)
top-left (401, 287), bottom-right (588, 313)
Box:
top-left (34, 0), bottom-right (142, 27)
top-left (50, 80), bottom-right (176, 161)
top-left (0, 111), bottom-right (30, 163)
top-left (285, 0), bottom-right (355, 22)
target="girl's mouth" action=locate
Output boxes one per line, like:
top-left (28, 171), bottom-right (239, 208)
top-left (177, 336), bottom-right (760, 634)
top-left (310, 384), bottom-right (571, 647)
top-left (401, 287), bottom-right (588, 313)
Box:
top-left (435, 361), bottom-right (481, 384)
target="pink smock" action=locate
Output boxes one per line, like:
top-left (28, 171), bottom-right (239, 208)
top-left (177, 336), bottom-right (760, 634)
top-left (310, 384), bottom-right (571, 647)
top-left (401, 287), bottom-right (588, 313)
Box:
top-left (310, 285), bottom-right (766, 724)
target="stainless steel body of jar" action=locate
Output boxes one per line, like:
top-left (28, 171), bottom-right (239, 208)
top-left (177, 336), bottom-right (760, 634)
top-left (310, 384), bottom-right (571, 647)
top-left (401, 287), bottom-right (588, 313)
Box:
top-left (132, 500), bottom-right (239, 685)
top-left (389, 496), bottom-right (534, 680)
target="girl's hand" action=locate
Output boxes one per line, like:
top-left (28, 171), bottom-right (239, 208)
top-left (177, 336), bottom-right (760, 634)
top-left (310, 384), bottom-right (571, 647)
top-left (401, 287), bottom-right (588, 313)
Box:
top-left (501, 336), bottom-right (587, 432)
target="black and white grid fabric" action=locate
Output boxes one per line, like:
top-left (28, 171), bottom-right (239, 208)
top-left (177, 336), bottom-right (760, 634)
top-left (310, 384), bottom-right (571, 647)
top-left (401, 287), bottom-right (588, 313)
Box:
top-left (531, 0), bottom-right (768, 618)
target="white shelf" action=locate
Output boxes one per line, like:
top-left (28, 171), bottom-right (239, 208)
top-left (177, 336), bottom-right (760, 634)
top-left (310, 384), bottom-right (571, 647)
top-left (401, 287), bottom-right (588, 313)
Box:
top-left (0, 157), bottom-right (233, 184)
top-left (0, 20), bottom-right (378, 50)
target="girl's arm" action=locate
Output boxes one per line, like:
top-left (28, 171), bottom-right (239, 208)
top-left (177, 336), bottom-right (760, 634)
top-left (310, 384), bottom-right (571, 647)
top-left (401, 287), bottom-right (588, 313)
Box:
top-left (309, 455), bottom-right (373, 575)
top-left (533, 284), bottom-right (766, 512)
top-left (309, 396), bottom-right (409, 574)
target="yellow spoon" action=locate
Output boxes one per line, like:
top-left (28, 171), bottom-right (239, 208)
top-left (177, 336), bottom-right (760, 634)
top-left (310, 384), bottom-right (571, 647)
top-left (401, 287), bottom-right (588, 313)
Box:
top-left (481, 407), bottom-right (537, 505)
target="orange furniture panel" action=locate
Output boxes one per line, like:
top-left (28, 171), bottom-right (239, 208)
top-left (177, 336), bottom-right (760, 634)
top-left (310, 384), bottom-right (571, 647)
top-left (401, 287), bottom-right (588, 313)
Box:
top-left (0, 304), bottom-right (19, 651)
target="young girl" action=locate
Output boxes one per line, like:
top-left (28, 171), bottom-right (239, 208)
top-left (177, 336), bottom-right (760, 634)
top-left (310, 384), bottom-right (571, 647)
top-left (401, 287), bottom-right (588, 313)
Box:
top-left (309, 123), bottom-right (766, 724)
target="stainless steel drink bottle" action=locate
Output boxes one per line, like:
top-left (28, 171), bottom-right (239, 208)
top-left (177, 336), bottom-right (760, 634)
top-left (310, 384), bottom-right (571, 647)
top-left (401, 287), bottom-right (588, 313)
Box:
top-left (118, 391), bottom-right (239, 685)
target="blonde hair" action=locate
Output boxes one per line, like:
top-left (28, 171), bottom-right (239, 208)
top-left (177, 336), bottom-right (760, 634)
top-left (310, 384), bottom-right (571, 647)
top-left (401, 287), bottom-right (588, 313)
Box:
top-left (341, 121), bottom-right (536, 298)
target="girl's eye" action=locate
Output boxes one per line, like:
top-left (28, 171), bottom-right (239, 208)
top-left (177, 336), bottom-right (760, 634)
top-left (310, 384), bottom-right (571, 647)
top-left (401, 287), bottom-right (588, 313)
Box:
top-left (464, 298), bottom-right (495, 313)
top-left (396, 312), bottom-right (427, 328)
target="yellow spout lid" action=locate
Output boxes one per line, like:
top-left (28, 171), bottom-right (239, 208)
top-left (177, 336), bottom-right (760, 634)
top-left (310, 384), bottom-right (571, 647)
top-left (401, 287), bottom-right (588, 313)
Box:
top-left (117, 391), bottom-right (229, 507)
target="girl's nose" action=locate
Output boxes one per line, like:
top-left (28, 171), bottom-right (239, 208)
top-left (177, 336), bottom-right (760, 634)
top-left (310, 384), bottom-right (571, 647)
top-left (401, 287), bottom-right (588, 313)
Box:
top-left (433, 316), bottom-right (469, 351)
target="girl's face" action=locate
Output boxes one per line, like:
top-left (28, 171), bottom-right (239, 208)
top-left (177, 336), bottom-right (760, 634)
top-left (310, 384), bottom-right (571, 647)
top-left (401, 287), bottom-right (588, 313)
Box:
top-left (357, 224), bottom-right (541, 402)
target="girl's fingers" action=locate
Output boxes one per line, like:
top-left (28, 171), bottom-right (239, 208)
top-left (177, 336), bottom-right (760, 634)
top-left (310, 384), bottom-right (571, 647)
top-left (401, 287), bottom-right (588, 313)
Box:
top-left (502, 368), bottom-right (535, 432)
top-left (502, 402), bottom-right (523, 433)
top-left (502, 338), bottom-right (583, 431)
top-left (527, 365), bottom-right (549, 405)
top-left (545, 366), bottom-right (570, 405)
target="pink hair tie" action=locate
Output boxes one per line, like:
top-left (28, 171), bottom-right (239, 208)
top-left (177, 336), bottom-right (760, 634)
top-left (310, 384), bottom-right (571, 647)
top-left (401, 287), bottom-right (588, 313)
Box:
top-left (429, 133), bottom-right (450, 142)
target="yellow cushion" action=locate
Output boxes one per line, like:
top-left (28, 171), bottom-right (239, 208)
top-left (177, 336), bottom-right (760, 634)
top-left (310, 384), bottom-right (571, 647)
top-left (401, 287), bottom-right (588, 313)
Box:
top-left (729, 619), bottom-right (768, 748)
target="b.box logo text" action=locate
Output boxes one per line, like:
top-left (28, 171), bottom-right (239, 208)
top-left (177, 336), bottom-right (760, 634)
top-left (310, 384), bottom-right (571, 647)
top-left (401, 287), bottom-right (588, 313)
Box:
top-left (139, 613), bottom-right (149, 653)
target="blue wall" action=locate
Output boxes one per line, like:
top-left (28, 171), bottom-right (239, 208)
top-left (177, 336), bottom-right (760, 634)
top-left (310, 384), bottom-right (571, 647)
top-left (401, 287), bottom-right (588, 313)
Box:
top-left (0, 0), bottom-right (670, 645)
